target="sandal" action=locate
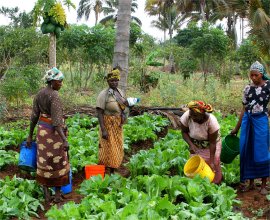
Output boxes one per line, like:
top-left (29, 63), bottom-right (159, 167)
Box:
top-left (50, 197), bottom-right (64, 205)
top-left (240, 184), bottom-right (255, 192)
top-left (259, 187), bottom-right (268, 195)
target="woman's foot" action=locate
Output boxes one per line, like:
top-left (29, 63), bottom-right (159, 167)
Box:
top-left (105, 167), bottom-right (111, 175)
top-left (259, 187), bottom-right (268, 195)
top-left (240, 184), bottom-right (255, 192)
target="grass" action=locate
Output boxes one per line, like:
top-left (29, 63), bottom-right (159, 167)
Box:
top-left (1, 70), bottom-right (249, 116)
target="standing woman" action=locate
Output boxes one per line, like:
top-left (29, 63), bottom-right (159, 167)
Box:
top-left (96, 68), bottom-right (128, 175)
top-left (27, 67), bottom-right (70, 203)
top-left (180, 101), bottom-right (222, 184)
top-left (231, 61), bottom-right (270, 195)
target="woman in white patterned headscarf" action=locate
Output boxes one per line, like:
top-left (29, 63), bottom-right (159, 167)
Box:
top-left (231, 61), bottom-right (270, 195)
top-left (27, 67), bottom-right (70, 204)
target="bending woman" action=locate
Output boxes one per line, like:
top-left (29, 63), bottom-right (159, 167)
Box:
top-left (231, 61), bottom-right (270, 195)
top-left (96, 68), bottom-right (128, 175)
top-left (180, 101), bottom-right (222, 184)
top-left (27, 67), bottom-right (70, 203)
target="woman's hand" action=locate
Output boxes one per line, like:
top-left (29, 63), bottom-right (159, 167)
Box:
top-left (26, 136), bottom-right (32, 147)
top-left (120, 113), bottom-right (127, 126)
top-left (62, 139), bottom-right (69, 151)
top-left (102, 129), bottom-right (108, 140)
top-left (230, 128), bottom-right (238, 135)
top-left (189, 144), bottom-right (199, 154)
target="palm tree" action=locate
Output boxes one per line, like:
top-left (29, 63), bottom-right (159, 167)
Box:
top-left (112, 0), bottom-right (132, 94)
top-left (77, 0), bottom-right (104, 25)
top-left (225, 0), bottom-right (270, 58)
top-left (99, 0), bottom-right (141, 26)
top-left (145, 0), bottom-right (181, 73)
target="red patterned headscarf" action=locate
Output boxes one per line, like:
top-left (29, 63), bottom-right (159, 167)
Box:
top-left (187, 101), bottom-right (213, 113)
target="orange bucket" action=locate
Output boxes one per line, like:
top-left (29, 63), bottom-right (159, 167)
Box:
top-left (85, 165), bottom-right (105, 179)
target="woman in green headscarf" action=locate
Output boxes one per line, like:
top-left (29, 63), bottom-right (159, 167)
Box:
top-left (27, 67), bottom-right (70, 204)
top-left (231, 61), bottom-right (270, 195)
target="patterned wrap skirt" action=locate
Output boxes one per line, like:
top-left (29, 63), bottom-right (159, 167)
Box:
top-left (98, 115), bottom-right (124, 168)
top-left (190, 138), bottom-right (222, 184)
top-left (240, 112), bottom-right (270, 182)
top-left (36, 116), bottom-right (70, 187)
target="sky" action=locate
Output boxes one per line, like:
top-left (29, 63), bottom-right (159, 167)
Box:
top-left (0, 0), bottom-right (164, 41)
top-left (0, 0), bottom-right (248, 43)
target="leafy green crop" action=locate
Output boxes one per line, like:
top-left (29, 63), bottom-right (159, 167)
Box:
top-left (0, 126), bottom-right (28, 149)
top-left (124, 113), bottom-right (170, 149)
top-left (67, 113), bottom-right (169, 172)
top-left (0, 176), bottom-right (44, 219)
top-left (128, 129), bottom-right (189, 177)
top-left (46, 174), bottom-right (245, 219)
top-left (0, 150), bottom-right (19, 169)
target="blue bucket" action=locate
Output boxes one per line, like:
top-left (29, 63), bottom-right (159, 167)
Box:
top-left (53, 168), bottom-right (72, 194)
top-left (61, 168), bottom-right (72, 194)
top-left (18, 141), bottom-right (37, 172)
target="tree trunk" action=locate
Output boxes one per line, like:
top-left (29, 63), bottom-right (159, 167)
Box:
top-left (49, 33), bottom-right (56, 68)
top-left (112, 0), bottom-right (132, 95)
top-left (200, 0), bottom-right (206, 21)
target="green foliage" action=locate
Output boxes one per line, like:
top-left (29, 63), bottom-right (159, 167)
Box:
top-left (130, 22), bottom-right (142, 46)
top-left (58, 24), bottom-right (90, 51)
top-left (178, 48), bottom-right (198, 79)
top-left (124, 113), bottom-right (169, 148)
top-left (46, 174), bottom-right (244, 219)
top-left (0, 96), bottom-right (7, 119)
top-left (67, 113), bottom-right (169, 172)
top-left (0, 7), bottom-right (33, 28)
top-left (0, 27), bottom-right (48, 65)
top-left (0, 65), bottom-right (42, 106)
top-left (146, 51), bottom-right (163, 67)
top-left (0, 176), bottom-right (44, 219)
top-left (33, 0), bottom-right (75, 26)
top-left (0, 76), bottom-right (28, 107)
top-left (234, 39), bottom-right (261, 76)
top-left (139, 70), bottom-right (161, 93)
top-left (0, 126), bottom-right (28, 149)
top-left (128, 129), bottom-right (189, 177)
top-left (174, 23), bottom-right (202, 48)
top-left (0, 150), bottom-right (18, 169)
top-left (190, 23), bottom-right (229, 62)
top-left (85, 24), bottom-right (115, 64)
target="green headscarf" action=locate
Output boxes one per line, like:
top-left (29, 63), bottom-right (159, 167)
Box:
top-left (43, 67), bottom-right (64, 83)
top-left (250, 61), bottom-right (270, 80)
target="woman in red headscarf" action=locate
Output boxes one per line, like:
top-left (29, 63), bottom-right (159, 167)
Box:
top-left (179, 101), bottom-right (222, 184)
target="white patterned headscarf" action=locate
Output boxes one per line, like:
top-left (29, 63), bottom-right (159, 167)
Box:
top-left (43, 67), bottom-right (64, 83)
top-left (250, 61), bottom-right (269, 80)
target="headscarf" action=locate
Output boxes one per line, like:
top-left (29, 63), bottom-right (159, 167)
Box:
top-left (187, 101), bottom-right (213, 113)
top-left (43, 67), bottom-right (64, 83)
top-left (107, 69), bottom-right (120, 80)
top-left (250, 61), bottom-right (270, 80)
